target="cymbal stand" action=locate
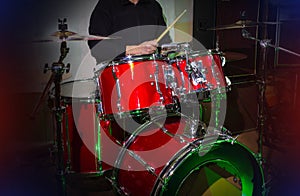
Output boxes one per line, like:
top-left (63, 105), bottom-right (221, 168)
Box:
top-left (32, 18), bottom-right (71, 196)
top-left (241, 29), bottom-right (269, 164)
top-left (241, 29), bottom-right (300, 162)
top-left (51, 39), bottom-right (71, 196)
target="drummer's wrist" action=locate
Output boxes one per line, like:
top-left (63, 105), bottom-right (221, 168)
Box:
top-left (126, 45), bottom-right (139, 55)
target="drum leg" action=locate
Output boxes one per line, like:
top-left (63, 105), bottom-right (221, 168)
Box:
top-left (63, 107), bottom-right (72, 172)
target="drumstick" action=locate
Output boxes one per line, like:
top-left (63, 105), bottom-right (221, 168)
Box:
top-left (156, 9), bottom-right (187, 43)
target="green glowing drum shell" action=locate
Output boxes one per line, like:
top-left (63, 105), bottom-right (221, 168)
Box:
top-left (153, 138), bottom-right (264, 196)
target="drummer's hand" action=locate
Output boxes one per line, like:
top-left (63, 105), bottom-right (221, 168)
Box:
top-left (126, 40), bottom-right (158, 55)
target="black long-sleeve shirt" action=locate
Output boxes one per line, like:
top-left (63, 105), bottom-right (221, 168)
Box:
top-left (88, 0), bottom-right (172, 63)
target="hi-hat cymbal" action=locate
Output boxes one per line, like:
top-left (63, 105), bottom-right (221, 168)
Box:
top-left (33, 31), bottom-right (119, 43)
top-left (207, 20), bottom-right (280, 30)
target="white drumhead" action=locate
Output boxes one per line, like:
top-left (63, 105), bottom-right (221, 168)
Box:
top-left (60, 79), bottom-right (97, 99)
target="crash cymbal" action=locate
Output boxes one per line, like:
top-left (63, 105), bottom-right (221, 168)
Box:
top-left (51, 30), bottom-right (77, 38)
top-left (207, 20), bottom-right (280, 30)
top-left (33, 31), bottom-right (119, 43)
top-left (224, 51), bottom-right (247, 62)
top-left (207, 20), bottom-right (257, 30)
top-left (67, 35), bottom-right (117, 41)
top-left (235, 20), bottom-right (279, 25)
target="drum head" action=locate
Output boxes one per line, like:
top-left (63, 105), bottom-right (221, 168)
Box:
top-left (60, 79), bottom-right (97, 99)
top-left (111, 54), bottom-right (164, 65)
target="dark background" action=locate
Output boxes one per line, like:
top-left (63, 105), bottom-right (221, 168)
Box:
top-left (1, 0), bottom-right (300, 195)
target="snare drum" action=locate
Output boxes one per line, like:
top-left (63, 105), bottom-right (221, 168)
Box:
top-left (97, 55), bottom-right (176, 116)
top-left (112, 114), bottom-right (264, 195)
top-left (170, 49), bottom-right (226, 95)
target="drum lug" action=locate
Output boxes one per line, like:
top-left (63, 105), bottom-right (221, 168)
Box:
top-left (173, 58), bottom-right (186, 95)
top-left (163, 63), bottom-right (177, 91)
top-left (112, 63), bottom-right (123, 113)
top-left (152, 58), bottom-right (165, 104)
top-left (225, 76), bottom-right (232, 90)
top-left (220, 56), bottom-right (226, 67)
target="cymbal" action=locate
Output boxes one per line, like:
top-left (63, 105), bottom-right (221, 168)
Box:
top-left (67, 34), bottom-right (118, 41)
top-left (207, 20), bottom-right (280, 30)
top-left (224, 51), bottom-right (247, 62)
top-left (51, 30), bottom-right (77, 38)
top-left (33, 31), bottom-right (119, 43)
top-left (236, 20), bottom-right (279, 25)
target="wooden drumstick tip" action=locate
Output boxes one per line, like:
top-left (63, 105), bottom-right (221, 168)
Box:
top-left (156, 9), bottom-right (187, 43)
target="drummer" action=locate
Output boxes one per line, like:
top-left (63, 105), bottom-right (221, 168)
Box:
top-left (88, 0), bottom-right (172, 63)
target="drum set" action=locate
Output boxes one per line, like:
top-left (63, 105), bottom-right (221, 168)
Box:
top-left (33, 19), bottom-right (265, 195)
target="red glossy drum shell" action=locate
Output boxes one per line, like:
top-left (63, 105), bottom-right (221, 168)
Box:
top-left (99, 60), bottom-right (174, 115)
top-left (62, 99), bottom-right (111, 173)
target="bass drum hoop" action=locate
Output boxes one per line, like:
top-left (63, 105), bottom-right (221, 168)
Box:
top-left (152, 136), bottom-right (265, 196)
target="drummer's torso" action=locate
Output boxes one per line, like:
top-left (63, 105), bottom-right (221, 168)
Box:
top-left (96, 0), bottom-right (165, 34)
